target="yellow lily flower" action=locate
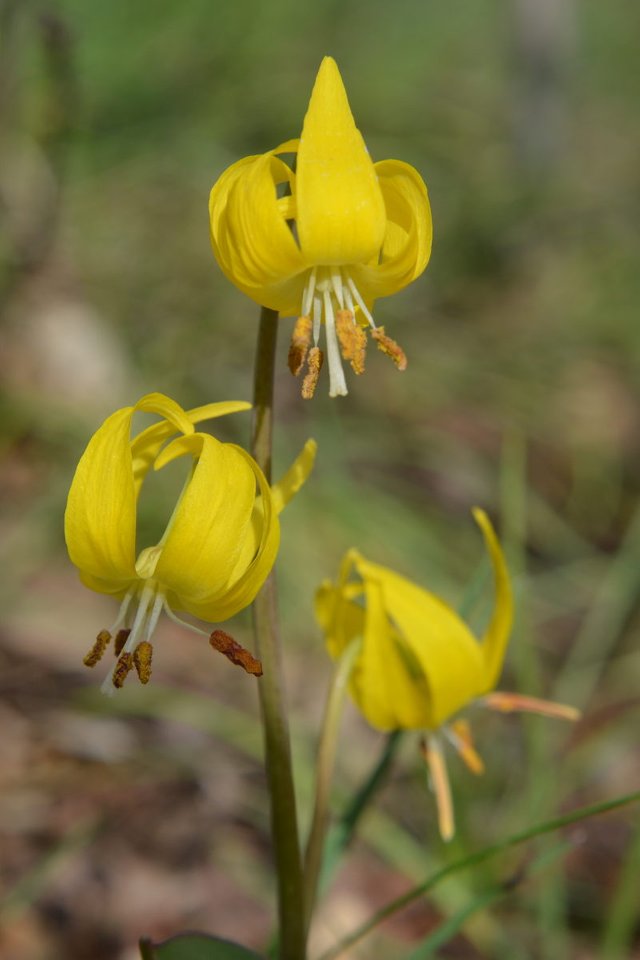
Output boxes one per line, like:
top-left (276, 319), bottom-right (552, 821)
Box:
top-left (65, 392), bottom-right (316, 694)
top-left (316, 509), bottom-right (579, 840)
top-left (209, 56), bottom-right (432, 398)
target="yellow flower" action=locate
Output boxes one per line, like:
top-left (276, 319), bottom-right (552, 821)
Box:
top-left (65, 392), bottom-right (316, 694)
top-left (209, 56), bottom-right (432, 398)
top-left (316, 509), bottom-right (579, 840)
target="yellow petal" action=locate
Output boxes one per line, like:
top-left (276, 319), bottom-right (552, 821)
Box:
top-left (296, 57), bottom-right (386, 266)
top-left (356, 576), bottom-right (445, 730)
top-left (315, 578), bottom-right (365, 660)
top-left (271, 438), bottom-right (317, 514)
top-left (353, 555), bottom-right (484, 729)
top-left (154, 436), bottom-right (279, 621)
top-left (65, 405), bottom-right (139, 591)
top-left (131, 399), bottom-right (250, 497)
top-left (472, 508), bottom-right (514, 691)
top-left (153, 433), bottom-right (255, 600)
top-left (351, 159), bottom-right (432, 300)
top-left (65, 393), bottom-right (187, 591)
top-left (209, 149), bottom-right (308, 314)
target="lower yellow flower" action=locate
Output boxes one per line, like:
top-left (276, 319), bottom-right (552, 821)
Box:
top-left (316, 509), bottom-right (579, 840)
top-left (65, 392), bottom-right (316, 694)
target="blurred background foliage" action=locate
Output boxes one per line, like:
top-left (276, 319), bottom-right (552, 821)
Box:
top-left (1, 0), bottom-right (639, 958)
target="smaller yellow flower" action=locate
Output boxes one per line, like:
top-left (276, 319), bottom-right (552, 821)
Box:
top-left (65, 392), bottom-right (316, 694)
top-left (209, 56), bottom-right (432, 398)
top-left (316, 510), bottom-right (579, 840)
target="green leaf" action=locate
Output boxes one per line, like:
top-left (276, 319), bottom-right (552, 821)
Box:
top-left (139, 933), bottom-right (266, 960)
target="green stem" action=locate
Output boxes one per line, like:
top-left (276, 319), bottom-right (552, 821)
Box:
top-left (251, 307), bottom-right (305, 960)
top-left (315, 788), bottom-right (640, 960)
top-left (303, 638), bottom-right (361, 934)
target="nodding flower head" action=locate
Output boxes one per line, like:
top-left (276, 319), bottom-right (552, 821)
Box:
top-left (209, 56), bottom-right (432, 398)
top-left (316, 510), bottom-right (579, 840)
top-left (65, 392), bottom-right (316, 694)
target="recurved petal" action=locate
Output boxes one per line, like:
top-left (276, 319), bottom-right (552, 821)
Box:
top-left (472, 508), bottom-right (514, 691)
top-left (131, 400), bottom-right (251, 497)
top-left (351, 159), bottom-right (432, 300)
top-left (209, 150), bottom-right (307, 314)
top-left (296, 57), bottom-right (386, 266)
top-left (153, 433), bottom-right (256, 608)
top-left (353, 555), bottom-right (485, 729)
top-left (315, 579), bottom-right (365, 660)
top-left (64, 406), bottom-right (138, 588)
top-left (271, 438), bottom-right (317, 514)
top-left (348, 576), bottom-right (434, 731)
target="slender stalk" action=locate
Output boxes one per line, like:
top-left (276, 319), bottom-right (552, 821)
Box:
top-left (303, 638), bottom-right (361, 934)
top-left (250, 307), bottom-right (305, 960)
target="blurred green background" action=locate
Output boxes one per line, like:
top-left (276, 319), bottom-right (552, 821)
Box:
top-left (1, 0), bottom-right (639, 958)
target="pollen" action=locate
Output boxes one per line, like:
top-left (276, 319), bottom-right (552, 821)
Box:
top-left (133, 640), bottom-right (153, 684)
top-left (210, 629), bottom-right (263, 676)
top-left (112, 651), bottom-right (134, 689)
top-left (114, 628), bottom-right (131, 656)
top-left (302, 347), bottom-right (324, 399)
top-left (371, 326), bottom-right (407, 371)
top-left (336, 309), bottom-right (367, 374)
top-left (288, 315), bottom-right (313, 376)
top-left (83, 629), bottom-right (111, 667)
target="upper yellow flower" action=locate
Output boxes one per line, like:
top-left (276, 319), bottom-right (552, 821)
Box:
top-left (316, 510), bottom-right (578, 839)
top-left (65, 392), bottom-right (316, 694)
top-left (209, 56), bottom-right (432, 398)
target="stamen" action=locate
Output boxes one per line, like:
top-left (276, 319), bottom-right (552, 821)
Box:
top-left (112, 652), bottom-right (134, 689)
top-left (330, 268), bottom-right (345, 308)
top-left (288, 315), bottom-right (313, 376)
top-left (323, 289), bottom-right (348, 397)
top-left (371, 326), bottom-right (407, 371)
top-left (133, 641), bottom-right (153, 684)
top-left (420, 734), bottom-right (455, 842)
top-left (114, 629), bottom-right (131, 656)
top-left (482, 692), bottom-right (581, 722)
top-left (446, 720), bottom-right (485, 775)
top-left (210, 629), bottom-right (263, 676)
top-left (302, 347), bottom-right (324, 399)
top-left (312, 294), bottom-right (322, 345)
top-left (301, 266), bottom-right (317, 320)
top-left (83, 629), bottom-right (111, 667)
top-left (345, 276), bottom-right (375, 327)
top-left (336, 309), bottom-right (367, 375)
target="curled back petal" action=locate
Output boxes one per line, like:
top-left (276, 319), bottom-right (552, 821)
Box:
top-left (131, 400), bottom-right (251, 497)
top-left (315, 578), bottom-right (365, 660)
top-left (64, 406), bottom-right (138, 590)
top-left (472, 508), bottom-right (514, 691)
top-left (153, 433), bottom-right (257, 612)
top-left (190, 444), bottom-right (281, 621)
top-left (209, 149), bottom-right (307, 314)
top-left (296, 57), bottom-right (386, 266)
top-left (353, 555), bottom-right (485, 730)
top-left (348, 576), bottom-right (433, 731)
top-left (352, 159), bottom-right (432, 301)
top-left (271, 438), bottom-right (317, 514)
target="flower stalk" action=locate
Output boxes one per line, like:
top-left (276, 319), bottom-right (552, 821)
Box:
top-left (250, 306), bottom-right (306, 960)
top-left (303, 637), bottom-right (361, 935)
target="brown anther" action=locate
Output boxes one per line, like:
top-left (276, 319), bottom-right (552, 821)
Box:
top-left (371, 326), bottom-right (407, 371)
top-left (287, 315), bottom-right (313, 376)
top-left (336, 309), bottom-right (367, 374)
top-left (301, 346), bottom-right (324, 399)
top-left (133, 641), bottom-right (153, 684)
top-left (112, 652), bottom-right (134, 689)
top-left (114, 628), bottom-right (131, 657)
top-left (83, 629), bottom-right (111, 668)
top-left (210, 629), bottom-right (263, 677)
